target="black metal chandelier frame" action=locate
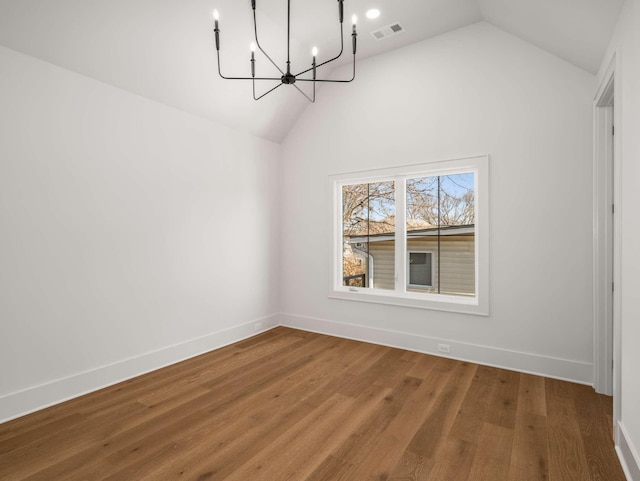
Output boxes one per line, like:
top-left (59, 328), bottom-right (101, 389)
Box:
top-left (213, 0), bottom-right (357, 102)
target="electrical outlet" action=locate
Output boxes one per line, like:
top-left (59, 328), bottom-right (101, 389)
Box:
top-left (254, 322), bottom-right (263, 331)
top-left (437, 343), bottom-right (451, 354)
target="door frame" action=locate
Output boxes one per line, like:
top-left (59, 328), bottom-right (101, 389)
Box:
top-left (593, 54), bottom-right (621, 429)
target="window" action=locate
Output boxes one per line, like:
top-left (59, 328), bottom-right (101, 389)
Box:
top-left (408, 251), bottom-right (433, 289)
top-left (341, 180), bottom-right (394, 290)
top-left (330, 155), bottom-right (489, 315)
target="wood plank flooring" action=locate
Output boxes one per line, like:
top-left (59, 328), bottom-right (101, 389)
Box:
top-left (0, 327), bottom-right (626, 481)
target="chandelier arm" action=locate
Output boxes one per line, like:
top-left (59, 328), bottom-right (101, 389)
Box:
top-left (296, 54), bottom-right (355, 83)
top-left (253, 81), bottom-right (283, 101)
top-left (253, 9), bottom-right (286, 76)
top-left (217, 52), bottom-right (281, 81)
top-left (292, 82), bottom-right (315, 102)
top-left (297, 78), bottom-right (354, 83)
top-left (294, 22), bottom-right (345, 78)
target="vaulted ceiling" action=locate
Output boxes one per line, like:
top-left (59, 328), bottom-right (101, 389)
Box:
top-left (0, 0), bottom-right (625, 143)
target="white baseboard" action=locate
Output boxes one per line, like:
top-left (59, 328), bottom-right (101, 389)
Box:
top-left (0, 315), bottom-right (279, 424)
top-left (0, 311), bottom-right (596, 425)
top-left (617, 422), bottom-right (640, 481)
top-left (280, 313), bottom-right (593, 385)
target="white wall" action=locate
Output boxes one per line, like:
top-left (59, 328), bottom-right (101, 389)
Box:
top-left (0, 46), bottom-right (280, 422)
top-left (598, 1), bottom-right (640, 478)
top-left (280, 22), bottom-right (595, 382)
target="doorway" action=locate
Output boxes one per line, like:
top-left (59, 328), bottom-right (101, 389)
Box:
top-left (593, 58), bottom-right (620, 435)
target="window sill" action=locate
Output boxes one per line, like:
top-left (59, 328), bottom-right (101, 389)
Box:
top-left (329, 288), bottom-right (489, 316)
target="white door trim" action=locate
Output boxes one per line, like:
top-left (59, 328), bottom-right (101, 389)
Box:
top-left (593, 53), bottom-right (622, 432)
top-left (593, 72), bottom-right (614, 396)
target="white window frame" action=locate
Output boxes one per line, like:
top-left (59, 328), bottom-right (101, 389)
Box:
top-left (329, 155), bottom-right (489, 316)
top-left (407, 250), bottom-right (434, 289)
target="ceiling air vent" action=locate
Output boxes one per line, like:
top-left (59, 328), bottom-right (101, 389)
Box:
top-left (370, 23), bottom-right (404, 41)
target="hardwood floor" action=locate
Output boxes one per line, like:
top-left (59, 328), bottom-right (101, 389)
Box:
top-left (0, 327), bottom-right (626, 481)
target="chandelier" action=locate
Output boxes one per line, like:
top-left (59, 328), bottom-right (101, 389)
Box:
top-left (213, 0), bottom-right (357, 102)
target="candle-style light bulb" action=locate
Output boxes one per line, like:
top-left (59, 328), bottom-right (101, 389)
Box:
top-left (351, 15), bottom-right (358, 55)
top-left (250, 42), bottom-right (256, 77)
top-left (312, 47), bottom-right (317, 80)
top-left (213, 9), bottom-right (220, 51)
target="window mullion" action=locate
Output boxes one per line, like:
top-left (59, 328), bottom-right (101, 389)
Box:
top-left (395, 176), bottom-right (407, 293)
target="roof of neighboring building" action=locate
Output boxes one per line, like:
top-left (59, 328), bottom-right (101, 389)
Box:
top-left (347, 224), bottom-right (475, 244)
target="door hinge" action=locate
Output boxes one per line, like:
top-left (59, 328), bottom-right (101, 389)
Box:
top-left (612, 204), bottom-right (615, 214)
top-left (612, 125), bottom-right (615, 136)
top-left (612, 281), bottom-right (615, 293)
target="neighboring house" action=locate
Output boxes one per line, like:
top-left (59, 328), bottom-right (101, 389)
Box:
top-left (345, 225), bottom-right (475, 296)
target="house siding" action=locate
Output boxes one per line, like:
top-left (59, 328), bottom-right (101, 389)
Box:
top-left (368, 235), bottom-right (475, 295)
